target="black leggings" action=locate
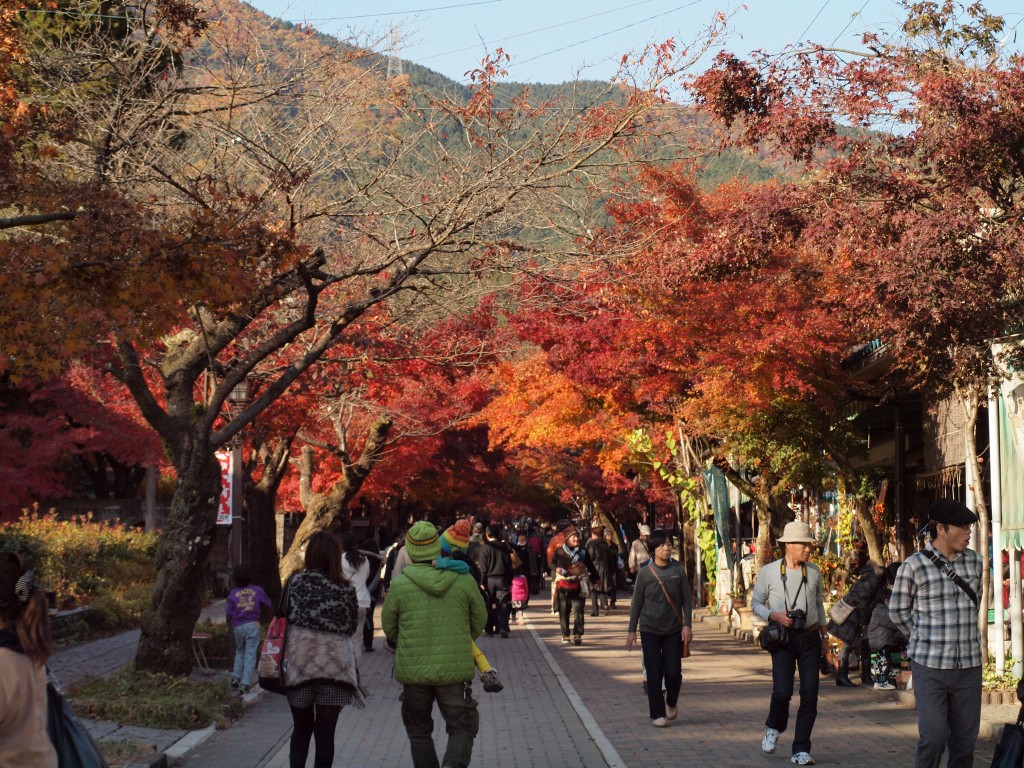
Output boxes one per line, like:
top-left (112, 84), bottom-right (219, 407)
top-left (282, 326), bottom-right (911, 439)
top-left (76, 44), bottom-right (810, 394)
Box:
top-left (290, 704), bottom-right (341, 768)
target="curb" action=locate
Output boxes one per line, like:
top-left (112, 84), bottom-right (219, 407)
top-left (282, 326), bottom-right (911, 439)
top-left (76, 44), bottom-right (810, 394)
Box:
top-left (122, 686), bottom-right (265, 767)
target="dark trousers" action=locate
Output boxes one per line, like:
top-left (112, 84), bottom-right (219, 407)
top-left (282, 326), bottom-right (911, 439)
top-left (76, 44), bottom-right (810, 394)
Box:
top-left (640, 630), bottom-right (682, 720)
top-left (766, 630), bottom-right (820, 755)
top-left (911, 662), bottom-right (982, 768)
top-left (400, 682), bottom-right (479, 768)
top-left (363, 599), bottom-right (377, 650)
top-left (557, 588), bottom-right (585, 638)
top-left (484, 578), bottom-right (511, 634)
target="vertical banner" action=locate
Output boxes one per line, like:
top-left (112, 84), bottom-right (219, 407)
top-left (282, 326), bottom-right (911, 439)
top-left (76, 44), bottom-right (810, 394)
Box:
top-left (216, 450), bottom-right (233, 525)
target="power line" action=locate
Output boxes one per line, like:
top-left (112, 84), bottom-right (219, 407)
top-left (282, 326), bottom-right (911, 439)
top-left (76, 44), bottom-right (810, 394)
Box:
top-left (508, 0), bottom-right (707, 70)
top-left (797, 0), bottom-right (833, 45)
top-left (273, 0), bottom-right (505, 23)
top-left (413, 0), bottom-right (663, 64)
top-left (829, 0), bottom-right (872, 46)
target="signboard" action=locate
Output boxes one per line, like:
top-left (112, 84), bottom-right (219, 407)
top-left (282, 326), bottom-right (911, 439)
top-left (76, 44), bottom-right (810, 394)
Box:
top-left (216, 450), bottom-right (233, 525)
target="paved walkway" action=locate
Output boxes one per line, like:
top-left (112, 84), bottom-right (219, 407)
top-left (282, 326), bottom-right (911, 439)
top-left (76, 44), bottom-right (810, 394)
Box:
top-left (179, 597), bottom-right (1009, 768)
top-left (52, 593), bottom-right (1015, 766)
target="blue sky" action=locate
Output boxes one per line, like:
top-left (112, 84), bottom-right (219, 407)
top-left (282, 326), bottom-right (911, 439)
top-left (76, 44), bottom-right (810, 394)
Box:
top-left (248, 0), bottom-right (1023, 85)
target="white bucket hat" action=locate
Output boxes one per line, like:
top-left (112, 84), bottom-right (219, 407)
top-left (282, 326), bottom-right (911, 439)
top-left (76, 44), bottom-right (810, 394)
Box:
top-left (777, 520), bottom-right (814, 543)
top-left (638, 525), bottom-right (651, 536)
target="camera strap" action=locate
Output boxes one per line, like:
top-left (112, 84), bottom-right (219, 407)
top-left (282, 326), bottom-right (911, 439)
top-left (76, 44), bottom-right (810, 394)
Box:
top-left (780, 562), bottom-right (808, 612)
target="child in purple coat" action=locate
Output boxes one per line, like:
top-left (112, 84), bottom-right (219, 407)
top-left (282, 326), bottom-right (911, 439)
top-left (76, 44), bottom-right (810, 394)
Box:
top-left (226, 565), bottom-right (271, 694)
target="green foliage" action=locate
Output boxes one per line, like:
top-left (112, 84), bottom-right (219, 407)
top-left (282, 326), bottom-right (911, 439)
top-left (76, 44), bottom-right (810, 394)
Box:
top-left (68, 669), bottom-right (243, 730)
top-left (0, 512), bottom-right (157, 611)
top-left (627, 428), bottom-right (717, 587)
top-left (982, 658), bottom-right (1021, 691)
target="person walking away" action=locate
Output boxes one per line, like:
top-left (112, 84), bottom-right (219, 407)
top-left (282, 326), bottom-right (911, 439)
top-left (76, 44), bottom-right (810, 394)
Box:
top-left (827, 548), bottom-right (886, 687)
top-left (478, 524), bottom-right (513, 637)
top-left (226, 564), bottom-right (272, 694)
top-left (604, 528), bottom-right (622, 608)
top-left (381, 521), bottom-right (488, 768)
top-left (586, 522), bottom-right (614, 616)
top-left (0, 551), bottom-right (56, 768)
top-left (340, 532), bottom-right (371, 661)
top-left (361, 537), bottom-right (384, 652)
top-left (510, 527), bottom-right (533, 625)
top-left (283, 531), bottom-right (363, 768)
top-left (550, 526), bottom-right (599, 645)
top-left (626, 528), bottom-right (693, 727)
top-left (890, 499), bottom-right (982, 768)
top-left (867, 587), bottom-right (907, 691)
top-left (752, 521), bottom-right (828, 766)
top-left (628, 525), bottom-right (652, 581)
top-left (434, 520), bottom-right (504, 693)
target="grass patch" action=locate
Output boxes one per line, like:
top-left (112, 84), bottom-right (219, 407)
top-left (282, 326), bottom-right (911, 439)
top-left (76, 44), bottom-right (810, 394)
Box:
top-left (68, 669), bottom-right (244, 730)
top-left (98, 739), bottom-right (157, 768)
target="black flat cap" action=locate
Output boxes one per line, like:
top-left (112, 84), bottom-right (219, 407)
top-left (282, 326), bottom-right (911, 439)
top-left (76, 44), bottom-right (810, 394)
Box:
top-left (928, 499), bottom-right (978, 527)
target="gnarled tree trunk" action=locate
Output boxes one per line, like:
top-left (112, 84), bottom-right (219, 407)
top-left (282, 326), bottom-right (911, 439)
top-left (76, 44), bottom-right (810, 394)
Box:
top-left (134, 441), bottom-right (220, 675)
top-left (244, 436), bottom-right (293, 608)
top-left (279, 418), bottom-right (392, 580)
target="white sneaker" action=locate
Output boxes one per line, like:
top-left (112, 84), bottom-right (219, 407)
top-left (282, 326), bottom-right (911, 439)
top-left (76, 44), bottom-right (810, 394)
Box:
top-left (874, 680), bottom-right (896, 690)
top-left (791, 752), bottom-right (815, 765)
top-left (651, 717), bottom-right (668, 727)
top-left (762, 728), bottom-right (780, 754)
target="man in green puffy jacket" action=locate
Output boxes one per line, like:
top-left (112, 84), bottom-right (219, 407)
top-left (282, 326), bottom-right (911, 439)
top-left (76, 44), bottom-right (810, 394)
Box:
top-left (382, 520), bottom-right (488, 768)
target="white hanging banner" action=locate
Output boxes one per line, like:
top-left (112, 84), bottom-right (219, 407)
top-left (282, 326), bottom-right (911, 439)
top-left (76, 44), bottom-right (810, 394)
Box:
top-left (216, 450), bottom-right (233, 525)
top-left (994, 341), bottom-right (1024, 476)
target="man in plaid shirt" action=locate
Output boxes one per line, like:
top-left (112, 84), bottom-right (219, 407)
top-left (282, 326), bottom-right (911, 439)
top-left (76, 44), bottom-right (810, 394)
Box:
top-left (890, 499), bottom-right (982, 768)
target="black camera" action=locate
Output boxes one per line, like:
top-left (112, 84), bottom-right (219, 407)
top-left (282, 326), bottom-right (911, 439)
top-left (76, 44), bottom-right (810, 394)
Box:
top-left (787, 609), bottom-right (807, 631)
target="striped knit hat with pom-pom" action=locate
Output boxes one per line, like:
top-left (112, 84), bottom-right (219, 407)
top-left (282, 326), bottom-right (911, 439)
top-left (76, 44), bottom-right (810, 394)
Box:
top-left (441, 519), bottom-right (472, 555)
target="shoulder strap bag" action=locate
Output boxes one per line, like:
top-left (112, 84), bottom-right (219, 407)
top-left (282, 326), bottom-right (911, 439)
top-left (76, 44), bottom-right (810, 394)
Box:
top-left (921, 549), bottom-right (978, 607)
top-left (647, 563), bottom-right (691, 657)
top-left (257, 575), bottom-right (294, 694)
top-left (758, 562), bottom-right (806, 653)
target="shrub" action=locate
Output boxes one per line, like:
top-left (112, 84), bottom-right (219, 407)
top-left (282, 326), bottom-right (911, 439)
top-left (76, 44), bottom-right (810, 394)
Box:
top-left (0, 512), bottom-right (158, 612)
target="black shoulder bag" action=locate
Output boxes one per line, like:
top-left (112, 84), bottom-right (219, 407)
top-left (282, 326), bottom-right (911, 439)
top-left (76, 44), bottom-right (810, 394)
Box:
top-left (921, 549), bottom-right (978, 606)
top-left (758, 562), bottom-right (807, 653)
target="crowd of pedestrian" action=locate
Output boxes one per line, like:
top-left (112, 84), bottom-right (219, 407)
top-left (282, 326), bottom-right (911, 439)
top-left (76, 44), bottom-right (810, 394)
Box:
top-left (0, 498), bottom-right (974, 768)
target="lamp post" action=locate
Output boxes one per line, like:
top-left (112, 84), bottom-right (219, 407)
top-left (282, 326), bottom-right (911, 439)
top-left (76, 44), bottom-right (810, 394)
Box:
top-left (227, 379), bottom-right (250, 569)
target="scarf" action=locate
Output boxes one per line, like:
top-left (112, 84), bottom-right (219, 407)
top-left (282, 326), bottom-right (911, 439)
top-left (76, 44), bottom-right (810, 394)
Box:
top-left (562, 543), bottom-right (583, 566)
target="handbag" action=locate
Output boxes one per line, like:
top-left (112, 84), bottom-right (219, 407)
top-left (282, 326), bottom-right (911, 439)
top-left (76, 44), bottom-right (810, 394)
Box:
top-left (758, 621), bottom-right (790, 653)
top-left (992, 707), bottom-right (1024, 768)
top-left (509, 548), bottom-right (523, 571)
top-left (257, 577), bottom-right (293, 694)
top-left (647, 563), bottom-right (691, 658)
top-left (46, 674), bottom-right (111, 768)
top-left (828, 596), bottom-right (855, 625)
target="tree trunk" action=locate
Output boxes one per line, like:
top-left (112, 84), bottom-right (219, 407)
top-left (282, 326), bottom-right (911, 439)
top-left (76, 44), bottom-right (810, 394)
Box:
top-left (854, 499), bottom-right (885, 566)
top-left (134, 443), bottom-right (220, 675)
top-left (713, 459), bottom-right (788, 573)
top-left (279, 418), bottom-right (392, 580)
top-left (243, 437), bottom-right (293, 608)
top-left (960, 387), bottom-right (990, 666)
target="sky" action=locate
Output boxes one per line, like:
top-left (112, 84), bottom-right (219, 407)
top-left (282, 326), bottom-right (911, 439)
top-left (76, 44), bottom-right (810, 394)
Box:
top-left (248, 0), bottom-right (1023, 86)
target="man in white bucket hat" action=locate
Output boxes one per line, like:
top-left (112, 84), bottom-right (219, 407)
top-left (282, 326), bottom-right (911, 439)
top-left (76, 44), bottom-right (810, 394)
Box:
top-left (751, 520), bottom-right (827, 766)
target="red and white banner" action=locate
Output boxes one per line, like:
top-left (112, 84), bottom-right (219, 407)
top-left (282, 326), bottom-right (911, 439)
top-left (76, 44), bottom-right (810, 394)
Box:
top-left (216, 450), bottom-right (233, 525)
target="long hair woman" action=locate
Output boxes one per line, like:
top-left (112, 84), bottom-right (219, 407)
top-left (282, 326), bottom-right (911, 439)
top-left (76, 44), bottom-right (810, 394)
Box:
top-left (0, 550), bottom-right (57, 766)
top-left (284, 531), bottom-right (363, 768)
top-left (339, 532), bottom-right (371, 660)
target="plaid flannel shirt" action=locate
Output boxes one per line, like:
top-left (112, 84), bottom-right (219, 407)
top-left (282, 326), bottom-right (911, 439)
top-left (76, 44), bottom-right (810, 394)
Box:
top-left (888, 543), bottom-right (982, 670)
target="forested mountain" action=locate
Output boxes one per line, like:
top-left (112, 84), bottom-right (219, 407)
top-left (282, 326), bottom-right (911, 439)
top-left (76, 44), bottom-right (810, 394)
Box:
top-left (232, 0), bottom-right (789, 188)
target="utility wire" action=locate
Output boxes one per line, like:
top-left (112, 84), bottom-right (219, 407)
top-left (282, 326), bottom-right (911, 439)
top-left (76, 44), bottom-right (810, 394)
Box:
top-left (508, 0), bottom-right (706, 69)
top-left (413, 0), bottom-right (662, 63)
top-left (829, 0), bottom-right (872, 47)
top-left (796, 0), bottom-right (833, 45)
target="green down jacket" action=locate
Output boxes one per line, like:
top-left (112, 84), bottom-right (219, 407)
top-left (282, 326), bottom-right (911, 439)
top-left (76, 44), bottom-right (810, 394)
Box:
top-left (381, 563), bottom-right (487, 685)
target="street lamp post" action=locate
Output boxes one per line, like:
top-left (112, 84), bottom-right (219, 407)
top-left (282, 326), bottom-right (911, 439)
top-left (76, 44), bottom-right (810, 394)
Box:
top-left (227, 379), bottom-right (249, 569)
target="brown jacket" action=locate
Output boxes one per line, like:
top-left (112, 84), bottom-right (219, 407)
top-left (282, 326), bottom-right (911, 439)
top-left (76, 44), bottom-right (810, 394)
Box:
top-left (0, 648), bottom-right (57, 767)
